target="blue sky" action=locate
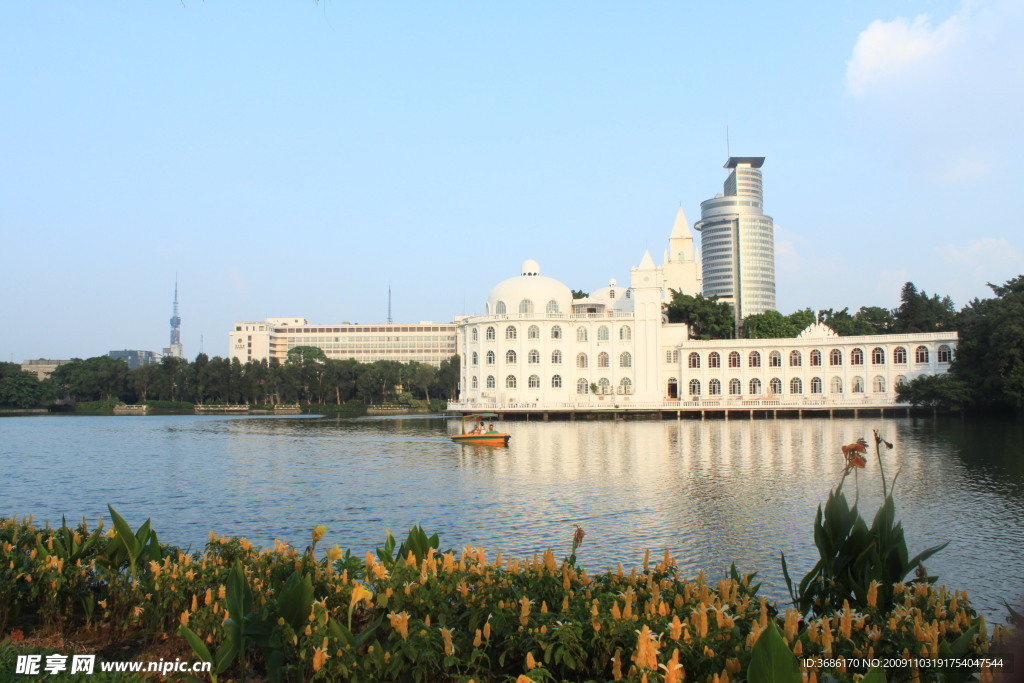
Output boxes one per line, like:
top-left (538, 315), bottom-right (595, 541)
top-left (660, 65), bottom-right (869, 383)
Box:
top-left (2, 1), bottom-right (1021, 361)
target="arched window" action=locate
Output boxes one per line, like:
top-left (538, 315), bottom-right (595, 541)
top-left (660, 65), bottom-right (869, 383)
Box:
top-left (506, 375), bottom-right (517, 388)
top-left (619, 325), bottom-right (632, 340)
top-left (486, 351), bottom-right (495, 365)
top-left (893, 346), bottom-right (907, 364)
top-left (667, 377), bottom-right (678, 398)
top-left (666, 350), bottom-right (679, 363)
top-left (709, 379), bottom-right (721, 395)
top-left (546, 299), bottom-right (559, 314)
top-left (528, 349), bottom-right (540, 364)
top-left (619, 352), bottom-right (632, 368)
top-left (769, 351), bottom-right (782, 367)
top-left (789, 350), bottom-right (802, 367)
top-left (528, 375), bottom-right (540, 388)
top-left (770, 377), bottom-right (782, 395)
top-left (709, 352), bottom-right (721, 368)
top-left (829, 349), bottom-right (843, 366)
top-left (486, 326), bottom-right (495, 340)
top-left (749, 351), bottom-right (761, 368)
top-left (728, 378), bottom-right (742, 395)
top-left (597, 326), bottom-right (609, 341)
top-left (551, 325), bottom-right (562, 340)
top-left (486, 375), bottom-right (495, 389)
top-left (689, 379), bottom-right (701, 396)
top-left (471, 376), bottom-right (478, 389)
top-left (472, 352), bottom-right (478, 365)
top-left (552, 374), bottom-right (562, 388)
top-left (915, 346), bottom-right (929, 363)
top-left (850, 348), bottom-right (864, 365)
top-left (811, 377), bottom-right (823, 394)
top-left (598, 378), bottom-right (611, 394)
top-left (728, 352), bottom-right (741, 368)
top-left (551, 350), bottom-right (562, 364)
top-left (872, 347), bottom-right (885, 365)
top-left (471, 328), bottom-right (478, 342)
top-left (597, 352), bottom-right (609, 368)
top-left (619, 377), bottom-right (632, 393)
top-left (505, 350), bottom-right (517, 364)
top-left (577, 328), bottom-right (588, 342)
top-left (831, 377), bottom-right (843, 394)
top-left (938, 345), bottom-right (952, 363)
top-left (810, 350), bottom-right (822, 366)
top-left (505, 325), bottom-right (517, 340)
top-left (749, 378), bottom-right (761, 395)
top-left (852, 376), bottom-right (865, 393)
top-left (790, 377), bottom-right (803, 394)
top-left (495, 301), bottom-right (506, 315)
top-left (688, 352), bottom-right (701, 368)
top-left (528, 325), bottom-right (540, 339)
top-left (873, 376), bottom-right (886, 393)
top-left (577, 378), bottom-right (589, 394)
top-left (519, 299), bottom-right (534, 314)
top-left (895, 375), bottom-right (907, 389)
top-left (576, 353), bottom-right (588, 368)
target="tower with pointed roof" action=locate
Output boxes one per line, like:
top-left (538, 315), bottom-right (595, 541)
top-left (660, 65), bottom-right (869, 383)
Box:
top-left (163, 278), bottom-right (184, 358)
top-left (662, 207), bottom-right (701, 296)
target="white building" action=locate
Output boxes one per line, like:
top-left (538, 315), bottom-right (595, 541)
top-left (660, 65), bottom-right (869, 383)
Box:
top-left (450, 210), bottom-right (956, 414)
top-left (229, 318), bottom-right (458, 367)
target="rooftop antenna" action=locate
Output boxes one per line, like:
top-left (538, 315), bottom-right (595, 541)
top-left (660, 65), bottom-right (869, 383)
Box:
top-left (387, 283), bottom-right (393, 324)
top-left (200, 334), bottom-right (204, 355)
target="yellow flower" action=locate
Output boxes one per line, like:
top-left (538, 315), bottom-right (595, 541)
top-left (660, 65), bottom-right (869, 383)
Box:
top-left (349, 583), bottom-right (373, 607)
top-left (179, 611), bottom-right (189, 626)
top-left (526, 652), bottom-right (537, 670)
top-left (311, 645), bottom-right (329, 672)
top-left (312, 525), bottom-right (327, 543)
top-left (441, 627), bottom-right (455, 656)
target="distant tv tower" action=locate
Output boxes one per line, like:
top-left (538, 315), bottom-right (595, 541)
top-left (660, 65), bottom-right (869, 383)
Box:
top-left (387, 283), bottom-right (393, 324)
top-left (163, 277), bottom-right (184, 358)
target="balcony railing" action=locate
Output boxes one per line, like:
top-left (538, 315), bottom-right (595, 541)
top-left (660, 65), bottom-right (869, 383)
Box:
top-left (447, 394), bottom-right (904, 412)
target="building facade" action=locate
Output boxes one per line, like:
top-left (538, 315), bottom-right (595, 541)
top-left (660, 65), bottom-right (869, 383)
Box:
top-left (229, 318), bottom-right (458, 367)
top-left (695, 157), bottom-right (776, 319)
top-left (108, 349), bottom-right (162, 369)
top-left (450, 210), bottom-right (956, 413)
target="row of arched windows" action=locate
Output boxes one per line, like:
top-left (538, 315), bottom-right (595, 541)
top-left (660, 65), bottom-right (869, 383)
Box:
top-left (468, 375), bottom-right (633, 392)
top-left (469, 350), bottom-right (632, 367)
top-left (492, 299), bottom-right (562, 315)
top-left (677, 375), bottom-right (907, 396)
top-left (471, 325), bottom-right (633, 342)
top-left (681, 345), bottom-right (952, 369)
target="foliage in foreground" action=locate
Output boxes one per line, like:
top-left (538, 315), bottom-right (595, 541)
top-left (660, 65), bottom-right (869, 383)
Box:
top-left (1, 511), bottom-right (1012, 682)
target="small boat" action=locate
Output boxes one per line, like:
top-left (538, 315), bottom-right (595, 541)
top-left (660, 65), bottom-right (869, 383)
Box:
top-left (451, 413), bottom-right (511, 446)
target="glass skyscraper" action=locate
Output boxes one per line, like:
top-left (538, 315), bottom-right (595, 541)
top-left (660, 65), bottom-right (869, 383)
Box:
top-left (694, 157), bottom-right (776, 321)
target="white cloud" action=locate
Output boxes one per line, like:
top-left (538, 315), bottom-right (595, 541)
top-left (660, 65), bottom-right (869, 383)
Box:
top-left (846, 13), bottom-right (963, 97)
top-left (938, 237), bottom-right (1022, 268)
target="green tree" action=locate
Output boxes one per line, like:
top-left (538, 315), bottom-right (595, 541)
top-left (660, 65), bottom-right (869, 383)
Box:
top-left (52, 356), bottom-right (131, 402)
top-left (786, 308), bottom-right (816, 333)
top-left (665, 290), bottom-right (734, 339)
top-left (953, 274), bottom-right (1024, 413)
top-left (0, 363), bottom-right (50, 408)
top-left (435, 355), bottom-right (461, 400)
top-left (896, 374), bottom-right (970, 411)
top-left (819, 307), bottom-right (876, 336)
top-left (855, 306), bottom-right (896, 334)
top-left (571, 289), bottom-right (589, 299)
top-left (742, 310), bottom-right (799, 338)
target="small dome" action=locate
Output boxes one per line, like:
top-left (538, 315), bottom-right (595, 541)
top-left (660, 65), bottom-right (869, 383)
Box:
top-left (609, 278), bottom-right (617, 287)
top-left (487, 261), bottom-right (572, 317)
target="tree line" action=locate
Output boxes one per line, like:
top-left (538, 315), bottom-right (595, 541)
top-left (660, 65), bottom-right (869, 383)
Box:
top-left (664, 276), bottom-right (1024, 414)
top-left (0, 346), bottom-right (460, 410)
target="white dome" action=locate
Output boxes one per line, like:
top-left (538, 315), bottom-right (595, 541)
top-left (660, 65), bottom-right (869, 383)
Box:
top-left (589, 280), bottom-right (634, 313)
top-left (487, 261), bottom-right (573, 316)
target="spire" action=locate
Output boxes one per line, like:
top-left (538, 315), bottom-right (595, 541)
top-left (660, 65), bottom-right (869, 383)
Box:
top-left (638, 250), bottom-right (656, 270)
top-left (670, 207), bottom-right (691, 239)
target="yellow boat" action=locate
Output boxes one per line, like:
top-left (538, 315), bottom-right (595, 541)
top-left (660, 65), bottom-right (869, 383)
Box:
top-left (452, 413), bottom-right (511, 446)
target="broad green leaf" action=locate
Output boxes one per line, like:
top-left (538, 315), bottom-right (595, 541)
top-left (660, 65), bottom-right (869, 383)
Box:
top-left (747, 622), bottom-right (802, 683)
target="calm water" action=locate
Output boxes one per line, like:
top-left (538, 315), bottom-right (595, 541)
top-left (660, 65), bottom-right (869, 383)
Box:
top-left (2, 413), bottom-right (1022, 623)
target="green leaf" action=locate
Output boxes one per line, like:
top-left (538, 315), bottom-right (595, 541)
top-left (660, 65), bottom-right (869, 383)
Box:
top-left (178, 625), bottom-right (213, 663)
top-left (859, 667), bottom-right (886, 683)
top-left (107, 504), bottom-right (139, 556)
top-left (276, 571), bottom-right (314, 630)
top-left (747, 622), bottom-right (802, 683)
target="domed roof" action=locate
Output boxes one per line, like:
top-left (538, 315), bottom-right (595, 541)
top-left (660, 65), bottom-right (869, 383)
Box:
top-left (487, 260), bottom-right (573, 316)
top-left (588, 278), bottom-right (634, 312)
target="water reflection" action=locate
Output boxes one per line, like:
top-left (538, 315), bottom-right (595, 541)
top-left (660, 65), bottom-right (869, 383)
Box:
top-left (1, 413), bottom-right (1021, 623)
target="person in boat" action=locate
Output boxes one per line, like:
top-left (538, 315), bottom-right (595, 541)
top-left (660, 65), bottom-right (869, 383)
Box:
top-left (486, 424), bottom-right (497, 434)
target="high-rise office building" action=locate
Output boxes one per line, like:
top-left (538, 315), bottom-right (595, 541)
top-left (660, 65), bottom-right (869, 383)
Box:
top-left (694, 157), bottom-right (776, 320)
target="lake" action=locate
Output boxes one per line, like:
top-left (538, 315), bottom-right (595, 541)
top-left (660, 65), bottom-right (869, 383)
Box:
top-left (2, 413), bottom-right (1022, 624)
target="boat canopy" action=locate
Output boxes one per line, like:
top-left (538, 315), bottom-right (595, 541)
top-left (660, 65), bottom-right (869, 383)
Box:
top-left (461, 413), bottom-right (499, 422)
